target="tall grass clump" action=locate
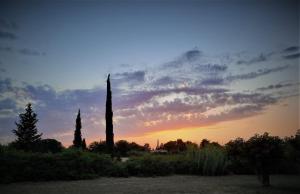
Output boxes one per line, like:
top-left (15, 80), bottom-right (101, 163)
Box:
top-left (186, 145), bottom-right (228, 175)
top-left (125, 154), bottom-right (173, 176)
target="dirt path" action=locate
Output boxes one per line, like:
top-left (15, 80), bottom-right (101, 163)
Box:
top-left (1, 175), bottom-right (300, 194)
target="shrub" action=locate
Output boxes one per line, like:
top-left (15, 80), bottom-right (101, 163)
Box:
top-left (125, 154), bottom-right (173, 176)
top-left (0, 148), bottom-right (118, 183)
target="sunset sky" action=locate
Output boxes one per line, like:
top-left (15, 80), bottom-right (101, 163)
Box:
top-left (0, 0), bottom-right (299, 148)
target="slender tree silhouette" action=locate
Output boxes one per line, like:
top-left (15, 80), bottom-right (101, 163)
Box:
top-left (82, 138), bottom-right (87, 150)
top-left (12, 103), bottom-right (42, 151)
top-left (106, 74), bottom-right (114, 153)
top-left (73, 109), bottom-right (82, 148)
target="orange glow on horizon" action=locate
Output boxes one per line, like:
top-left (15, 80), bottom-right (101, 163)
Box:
top-left (60, 96), bottom-right (299, 149)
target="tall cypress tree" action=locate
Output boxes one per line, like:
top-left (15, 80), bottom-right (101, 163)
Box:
top-left (12, 103), bottom-right (42, 151)
top-left (73, 109), bottom-right (82, 148)
top-left (106, 74), bottom-right (114, 152)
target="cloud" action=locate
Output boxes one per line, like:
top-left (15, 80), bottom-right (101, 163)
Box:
top-left (0, 68), bottom-right (5, 73)
top-left (194, 64), bottom-right (227, 73)
top-left (0, 46), bottom-right (298, 144)
top-left (113, 71), bottom-right (146, 86)
top-left (0, 30), bottom-right (17, 40)
top-left (185, 49), bottom-right (202, 62)
top-left (236, 53), bottom-right (269, 65)
top-left (282, 46), bottom-right (299, 53)
top-left (0, 78), bottom-right (13, 93)
top-left (0, 46), bottom-right (13, 52)
top-left (163, 48), bottom-right (202, 69)
top-left (0, 46), bottom-right (45, 56)
top-left (226, 64), bottom-right (290, 81)
top-left (18, 48), bottom-right (46, 56)
top-left (200, 77), bottom-right (225, 85)
top-left (0, 19), bottom-right (18, 30)
top-left (280, 46), bottom-right (300, 60)
top-left (151, 76), bottom-right (176, 86)
top-left (283, 53), bottom-right (300, 60)
top-left (257, 82), bottom-right (298, 91)
top-left (0, 78), bottom-right (108, 143)
top-left (115, 86), bottom-right (228, 109)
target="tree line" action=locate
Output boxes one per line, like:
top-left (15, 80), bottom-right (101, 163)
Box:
top-left (3, 103), bottom-right (300, 186)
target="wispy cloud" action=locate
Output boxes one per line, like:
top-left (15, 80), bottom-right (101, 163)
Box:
top-left (194, 64), bottom-right (227, 73)
top-left (0, 46), bottom-right (298, 143)
top-left (0, 46), bottom-right (46, 56)
top-left (282, 46), bottom-right (299, 53)
top-left (226, 64), bottom-right (290, 81)
top-left (162, 49), bottom-right (202, 69)
top-left (257, 82), bottom-right (298, 91)
top-left (0, 18), bottom-right (18, 30)
top-left (0, 30), bottom-right (17, 40)
top-left (283, 53), bottom-right (300, 60)
top-left (236, 53), bottom-right (271, 65)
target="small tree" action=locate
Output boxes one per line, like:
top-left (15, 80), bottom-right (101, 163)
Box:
top-left (36, 139), bottom-right (64, 153)
top-left (12, 103), bottom-right (42, 151)
top-left (73, 109), bottom-right (82, 148)
top-left (115, 140), bottom-right (130, 156)
top-left (89, 140), bottom-right (107, 153)
top-left (246, 133), bottom-right (284, 186)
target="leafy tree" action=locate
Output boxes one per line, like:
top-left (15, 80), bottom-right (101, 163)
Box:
top-left (176, 139), bottom-right (187, 152)
top-left (162, 140), bottom-right (177, 153)
top-left (245, 133), bottom-right (284, 186)
top-left (73, 109), bottom-right (82, 148)
top-left (225, 138), bottom-right (252, 174)
top-left (282, 130), bottom-right (300, 174)
top-left (12, 103), bottom-right (42, 151)
top-left (200, 139), bottom-right (210, 148)
top-left (186, 141), bottom-right (198, 149)
top-left (115, 140), bottom-right (130, 156)
top-left (143, 143), bottom-right (151, 152)
top-left (36, 139), bottom-right (64, 153)
top-left (89, 140), bottom-right (107, 153)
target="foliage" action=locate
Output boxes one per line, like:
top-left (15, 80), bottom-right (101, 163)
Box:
top-left (2, 132), bottom-right (300, 183)
top-left (186, 144), bottom-right (228, 175)
top-left (73, 109), bottom-right (82, 148)
top-left (125, 154), bottom-right (173, 176)
top-left (35, 139), bottom-right (64, 153)
top-left (0, 148), bottom-right (127, 183)
top-left (11, 103), bottom-right (42, 151)
top-left (125, 144), bottom-right (228, 176)
top-left (225, 138), bottom-right (253, 174)
top-left (89, 141), bottom-right (108, 153)
top-left (160, 139), bottom-right (197, 153)
top-left (82, 138), bottom-right (87, 150)
top-left (245, 133), bottom-right (284, 186)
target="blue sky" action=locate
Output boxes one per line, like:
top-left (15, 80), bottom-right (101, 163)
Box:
top-left (0, 0), bottom-right (299, 146)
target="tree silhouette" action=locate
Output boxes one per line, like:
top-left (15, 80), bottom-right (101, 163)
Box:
top-left (36, 139), bottom-right (63, 153)
top-left (246, 133), bottom-right (284, 186)
top-left (73, 109), bottom-right (82, 148)
top-left (106, 74), bottom-right (114, 153)
top-left (12, 103), bottom-right (42, 151)
top-left (82, 138), bottom-right (87, 150)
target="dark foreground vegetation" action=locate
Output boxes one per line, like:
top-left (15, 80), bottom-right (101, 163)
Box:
top-left (1, 99), bottom-right (299, 187)
top-left (1, 130), bottom-right (300, 185)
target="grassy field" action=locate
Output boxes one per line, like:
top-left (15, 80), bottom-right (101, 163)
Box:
top-left (1, 175), bottom-right (299, 194)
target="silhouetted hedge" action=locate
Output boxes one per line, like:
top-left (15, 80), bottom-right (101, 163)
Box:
top-left (0, 148), bottom-right (126, 183)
